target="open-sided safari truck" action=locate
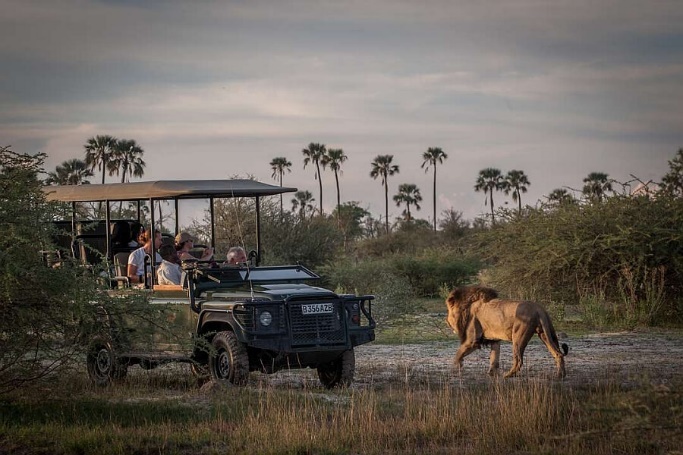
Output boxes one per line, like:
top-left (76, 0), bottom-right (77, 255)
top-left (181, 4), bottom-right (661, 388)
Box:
top-left (44, 180), bottom-right (375, 388)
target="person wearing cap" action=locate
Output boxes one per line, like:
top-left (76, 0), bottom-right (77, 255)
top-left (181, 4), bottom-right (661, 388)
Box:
top-left (174, 232), bottom-right (214, 262)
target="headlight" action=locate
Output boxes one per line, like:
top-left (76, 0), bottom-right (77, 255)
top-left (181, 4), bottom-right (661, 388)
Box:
top-left (259, 311), bottom-right (273, 327)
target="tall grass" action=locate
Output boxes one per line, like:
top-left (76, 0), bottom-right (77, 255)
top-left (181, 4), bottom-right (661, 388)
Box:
top-left (1, 370), bottom-right (681, 454)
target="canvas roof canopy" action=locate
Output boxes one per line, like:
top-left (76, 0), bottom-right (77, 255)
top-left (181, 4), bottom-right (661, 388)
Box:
top-left (43, 179), bottom-right (297, 202)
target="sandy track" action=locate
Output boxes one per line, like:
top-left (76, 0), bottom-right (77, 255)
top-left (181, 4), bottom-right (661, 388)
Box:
top-left (263, 330), bottom-right (683, 389)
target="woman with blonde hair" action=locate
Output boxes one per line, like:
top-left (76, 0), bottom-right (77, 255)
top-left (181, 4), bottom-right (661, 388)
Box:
top-left (127, 229), bottom-right (162, 285)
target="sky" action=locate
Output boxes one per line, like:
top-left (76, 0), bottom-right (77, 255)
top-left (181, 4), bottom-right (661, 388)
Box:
top-left (2, 0), bottom-right (682, 224)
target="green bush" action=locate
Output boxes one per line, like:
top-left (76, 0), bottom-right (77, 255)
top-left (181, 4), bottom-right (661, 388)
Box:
top-left (475, 194), bottom-right (683, 326)
top-left (321, 248), bottom-right (480, 299)
top-left (388, 251), bottom-right (481, 297)
top-left (0, 149), bottom-right (97, 393)
top-left (261, 211), bottom-right (344, 268)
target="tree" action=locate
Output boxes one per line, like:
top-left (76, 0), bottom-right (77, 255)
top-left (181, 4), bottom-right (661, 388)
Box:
top-left (302, 143), bottom-right (328, 216)
top-left (370, 155), bottom-right (400, 234)
top-left (474, 167), bottom-right (504, 223)
top-left (547, 188), bottom-right (575, 207)
top-left (332, 201), bottom-right (370, 250)
top-left (84, 135), bottom-right (117, 185)
top-left (421, 147), bottom-right (448, 231)
top-left (503, 169), bottom-right (530, 215)
top-left (270, 156), bottom-right (292, 215)
top-left (439, 208), bottom-right (469, 239)
top-left (326, 148), bottom-right (348, 216)
top-left (291, 190), bottom-right (315, 221)
top-left (45, 158), bottom-right (93, 185)
top-left (393, 183), bottom-right (422, 221)
top-left (582, 172), bottom-right (612, 203)
top-left (661, 148), bottom-right (683, 197)
top-left (108, 139), bottom-right (146, 183)
top-left (0, 147), bottom-right (106, 393)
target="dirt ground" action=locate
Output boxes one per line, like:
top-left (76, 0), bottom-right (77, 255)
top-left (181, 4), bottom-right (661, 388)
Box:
top-left (260, 330), bottom-right (683, 389)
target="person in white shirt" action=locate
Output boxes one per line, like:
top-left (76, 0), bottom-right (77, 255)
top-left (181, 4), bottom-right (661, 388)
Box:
top-left (157, 244), bottom-right (183, 286)
top-left (127, 229), bottom-right (162, 285)
top-left (223, 246), bottom-right (248, 266)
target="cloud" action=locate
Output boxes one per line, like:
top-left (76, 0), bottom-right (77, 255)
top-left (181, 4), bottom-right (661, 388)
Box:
top-left (1, 0), bottom-right (681, 222)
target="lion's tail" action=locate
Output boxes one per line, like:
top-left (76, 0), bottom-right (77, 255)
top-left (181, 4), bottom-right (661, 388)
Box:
top-left (539, 312), bottom-right (567, 357)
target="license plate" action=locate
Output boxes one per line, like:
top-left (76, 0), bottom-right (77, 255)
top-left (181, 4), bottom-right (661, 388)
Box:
top-left (301, 303), bottom-right (333, 315)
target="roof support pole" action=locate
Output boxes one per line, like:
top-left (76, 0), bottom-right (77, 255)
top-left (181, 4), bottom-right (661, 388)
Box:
top-left (105, 201), bottom-right (111, 260)
top-left (71, 202), bottom-right (77, 258)
top-left (149, 197), bottom-right (156, 287)
top-left (174, 199), bottom-right (180, 235)
top-left (255, 196), bottom-right (261, 266)
top-left (210, 197), bottom-right (215, 249)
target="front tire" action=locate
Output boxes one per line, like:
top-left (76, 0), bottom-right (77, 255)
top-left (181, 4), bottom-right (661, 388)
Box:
top-left (209, 331), bottom-right (249, 385)
top-left (317, 349), bottom-right (355, 389)
top-left (86, 338), bottom-right (127, 386)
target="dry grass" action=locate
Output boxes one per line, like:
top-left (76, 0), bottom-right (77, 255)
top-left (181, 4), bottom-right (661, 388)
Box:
top-left (1, 367), bottom-right (681, 455)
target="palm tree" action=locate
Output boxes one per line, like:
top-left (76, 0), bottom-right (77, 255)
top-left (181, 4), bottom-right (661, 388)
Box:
top-left (326, 148), bottom-right (348, 216)
top-left (393, 183), bottom-right (422, 221)
top-left (503, 169), bottom-right (530, 215)
top-left (421, 147), bottom-right (448, 231)
top-left (270, 156), bottom-right (293, 215)
top-left (84, 135), bottom-right (117, 185)
top-left (46, 159), bottom-right (93, 185)
top-left (474, 167), bottom-right (504, 223)
top-left (108, 139), bottom-right (146, 183)
top-left (302, 143), bottom-right (328, 216)
top-left (291, 190), bottom-right (315, 221)
top-left (370, 155), bottom-right (400, 234)
top-left (582, 172), bottom-right (612, 203)
top-left (547, 188), bottom-right (575, 207)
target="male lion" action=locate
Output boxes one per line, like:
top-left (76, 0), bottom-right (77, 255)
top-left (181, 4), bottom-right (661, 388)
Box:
top-left (445, 286), bottom-right (568, 379)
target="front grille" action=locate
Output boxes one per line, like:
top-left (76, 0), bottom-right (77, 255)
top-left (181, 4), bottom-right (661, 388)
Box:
top-left (233, 306), bottom-right (254, 330)
top-left (288, 299), bottom-right (346, 347)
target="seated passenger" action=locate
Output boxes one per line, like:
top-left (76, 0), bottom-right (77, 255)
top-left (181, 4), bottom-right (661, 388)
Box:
top-left (127, 229), bottom-right (162, 285)
top-left (223, 246), bottom-right (248, 266)
top-left (110, 220), bottom-right (132, 253)
top-left (157, 244), bottom-right (183, 286)
top-left (175, 232), bottom-right (214, 262)
top-left (129, 222), bottom-right (144, 248)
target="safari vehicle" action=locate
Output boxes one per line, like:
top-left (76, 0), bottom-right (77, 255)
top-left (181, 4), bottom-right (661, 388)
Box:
top-left (44, 180), bottom-right (375, 388)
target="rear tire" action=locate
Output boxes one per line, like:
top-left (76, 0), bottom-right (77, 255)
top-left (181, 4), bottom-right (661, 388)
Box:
top-left (86, 338), bottom-right (127, 386)
top-left (209, 331), bottom-right (249, 386)
top-left (317, 349), bottom-right (355, 389)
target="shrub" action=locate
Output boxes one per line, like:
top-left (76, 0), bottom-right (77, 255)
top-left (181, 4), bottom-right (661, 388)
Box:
top-left (475, 194), bottom-right (683, 326)
top-left (388, 250), bottom-right (481, 297)
top-left (0, 149), bottom-right (102, 393)
top-left (321, 248), bottom-right (481, 299)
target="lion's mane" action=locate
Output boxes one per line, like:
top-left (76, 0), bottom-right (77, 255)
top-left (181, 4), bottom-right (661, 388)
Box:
top-left (446, 286), bottom-right (498, 344)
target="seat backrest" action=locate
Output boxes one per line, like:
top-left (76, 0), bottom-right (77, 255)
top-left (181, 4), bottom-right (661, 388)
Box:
top-left (113, 252), bottom-right (130, 277)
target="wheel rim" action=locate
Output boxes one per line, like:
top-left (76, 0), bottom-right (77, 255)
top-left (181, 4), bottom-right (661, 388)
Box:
top-left (96, 349), bottom-right (112, 374)
top-left (89, 346), bottom-right (112, 381)
top-left (217, 350), bottom-right (232, 380)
